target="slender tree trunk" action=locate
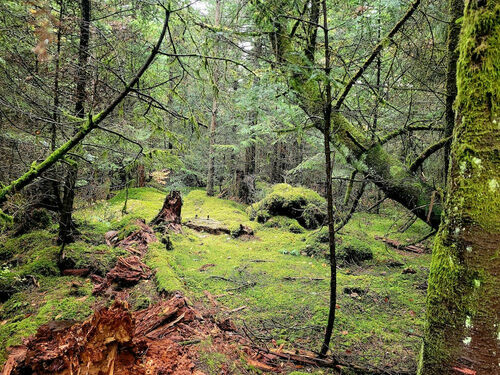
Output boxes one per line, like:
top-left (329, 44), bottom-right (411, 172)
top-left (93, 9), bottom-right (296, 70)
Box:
top-left (206, 0), bottom-right (222, 197)
top-left (373, 4), bottom-right (382, 215)
top-left (320, 0), bottom-right (336, 357)
top-left (419, 1), bottom-right (499, 374)
top-left (50, 0), bottom-right (64, 211)
top-left (443, 0), bottom-right (464, 181)
top-left (58, 0), bottom-right (91, 244)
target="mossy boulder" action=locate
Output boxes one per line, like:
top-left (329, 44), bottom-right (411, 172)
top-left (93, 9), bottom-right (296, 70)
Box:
top-left (247, 184), bottom-right (326, 229)
top-left (264, 216), bottom-right (304, 233)
top-left (337, 237), bottom-right (373, 265)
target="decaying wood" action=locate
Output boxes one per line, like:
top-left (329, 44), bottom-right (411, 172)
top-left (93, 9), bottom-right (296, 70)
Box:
top-left (119, 219), bottom-right (157, 256)
top-left (1, 294), bottom-right (246, 375)
top-left (185, 218), bottom-right (231, 234)
top-left (374, 236), bottom-right (426, 254)
top-left (150, 191), bottom-right (183, 233)
top-left (61, 268), bottom-right (90, 277)
top-left (93, 256), bottom-right (152, 295)
top-left (185, 219), bottom-right (254, 238)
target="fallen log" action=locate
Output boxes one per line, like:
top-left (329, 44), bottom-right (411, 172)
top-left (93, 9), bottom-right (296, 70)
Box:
top-left (185, 218), bottom-right (230, 235)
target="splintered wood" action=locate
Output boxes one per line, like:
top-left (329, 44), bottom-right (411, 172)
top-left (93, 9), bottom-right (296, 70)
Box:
top-left (150, 190), bottom-right (183, 233)
top-left (2, 294), bottom-right (298, 375)
top-left (3, 296), bottom-right (201, 375)
top-left (119, 219), bottom-right (157, 257)
top-left (93, 220), bottom-right (156, 296)
top-left (92, 256), bottom-right (152, 295)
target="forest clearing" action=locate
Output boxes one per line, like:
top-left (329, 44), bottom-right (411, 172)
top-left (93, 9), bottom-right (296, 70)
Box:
top-left (0, 0), bottom-right (498, 374)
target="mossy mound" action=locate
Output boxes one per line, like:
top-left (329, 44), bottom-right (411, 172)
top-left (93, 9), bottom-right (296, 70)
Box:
top-left (264, 216), bottom-right (304, 233)
top-left (248, 184), bottom-right (326, 229)
top-left (303, 227), bottom-right (329, 257)
top-left (337, 237), bottom-right (373, 265)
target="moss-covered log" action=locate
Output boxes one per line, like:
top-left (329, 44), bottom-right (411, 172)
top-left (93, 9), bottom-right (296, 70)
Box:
top-left (418, 1), bottom-right (499, 373)
top-left (332, 113), bottom-right (442, 228)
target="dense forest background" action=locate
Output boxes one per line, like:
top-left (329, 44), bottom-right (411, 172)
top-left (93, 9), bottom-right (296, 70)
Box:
top-left (0, 0), bottom-right (498, 374)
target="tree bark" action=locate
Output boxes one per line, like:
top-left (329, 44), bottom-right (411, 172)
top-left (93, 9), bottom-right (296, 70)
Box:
top-left (150, 191), bottom-right (183, 234)
top-left (443, 0), bottom-right (465, 180)
top-left (418, 1), bottom-right (499, 373)
top-left (206, 0), bottom-right (222, 197)
top-left (58, 0), bottom-right (91, 245)
top-left (319, 0), bottom-right (336, 357)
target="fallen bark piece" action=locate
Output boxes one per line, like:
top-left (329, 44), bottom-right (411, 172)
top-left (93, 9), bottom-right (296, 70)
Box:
top-left (61, 268), bottom-right (90, 277)
top-left (150, 191), bottom-right (183, 233)
top-left (93, 256), bottom-right (152, 295)
top-left (199, 263), bottom-right (216, 272)
top-left (185, 218), bottom-right (231, 235)
top-left (374, 236), bottom-right (426, 254)
top-left (246, 357), bottom-right (278, 372)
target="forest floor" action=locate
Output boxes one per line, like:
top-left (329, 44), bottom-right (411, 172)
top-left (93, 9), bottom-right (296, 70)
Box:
top-left (0, 187), bottom-right (433, 374)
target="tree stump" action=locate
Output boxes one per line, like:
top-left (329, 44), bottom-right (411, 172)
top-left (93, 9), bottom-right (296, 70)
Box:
top-left (150, 191), bottom-right (182, 233)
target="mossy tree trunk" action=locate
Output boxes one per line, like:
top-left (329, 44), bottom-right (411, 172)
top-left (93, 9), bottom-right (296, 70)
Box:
top-left (444, 0), bottom-right (465, 180)
top-left (419, 1), bottom-right (499, 374)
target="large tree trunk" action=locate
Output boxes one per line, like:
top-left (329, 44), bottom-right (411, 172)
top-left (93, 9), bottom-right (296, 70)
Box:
top-left (418, 1), bottom-right (499, 374)
top-left (58, 0), bottom-right (91, 244)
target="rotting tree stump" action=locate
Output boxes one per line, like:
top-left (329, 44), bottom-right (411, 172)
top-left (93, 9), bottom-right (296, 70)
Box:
top-left (150, 191), bottom-right (182, 234)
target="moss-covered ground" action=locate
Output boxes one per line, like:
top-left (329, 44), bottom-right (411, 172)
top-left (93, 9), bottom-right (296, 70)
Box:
top-left (0, 187), bottom-right (432, 373)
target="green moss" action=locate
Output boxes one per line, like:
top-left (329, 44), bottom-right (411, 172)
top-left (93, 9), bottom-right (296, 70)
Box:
top-left (0, 276), bottom-right (95, 363)
top-left (337, 237), bottom-right (374, 265)
top-left (420, 2), bottom-right (500, 373)
top-left (264, 216), bottom-right (303, 233)
top-left (146, 242), bottom-right (185, 294)
top-left (63, 241), bottom-right (126, 275)
top-left (248, 184), bottom-right (326, 229)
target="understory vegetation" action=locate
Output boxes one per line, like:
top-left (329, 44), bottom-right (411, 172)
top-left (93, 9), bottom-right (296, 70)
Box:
top-left (0, 186), bottom-right (432, 372)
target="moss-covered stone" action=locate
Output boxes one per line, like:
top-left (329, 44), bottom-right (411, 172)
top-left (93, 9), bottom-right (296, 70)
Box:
top-left (248, 184), bottom-right (326, 229)
top-left (337, 237), bottom-right (374, 265)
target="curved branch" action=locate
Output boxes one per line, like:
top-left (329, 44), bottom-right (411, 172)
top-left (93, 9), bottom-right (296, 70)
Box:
top-left (409, 136), bottom-right (451, 173)
top-left (334, 0), bottom-right (421, 110)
